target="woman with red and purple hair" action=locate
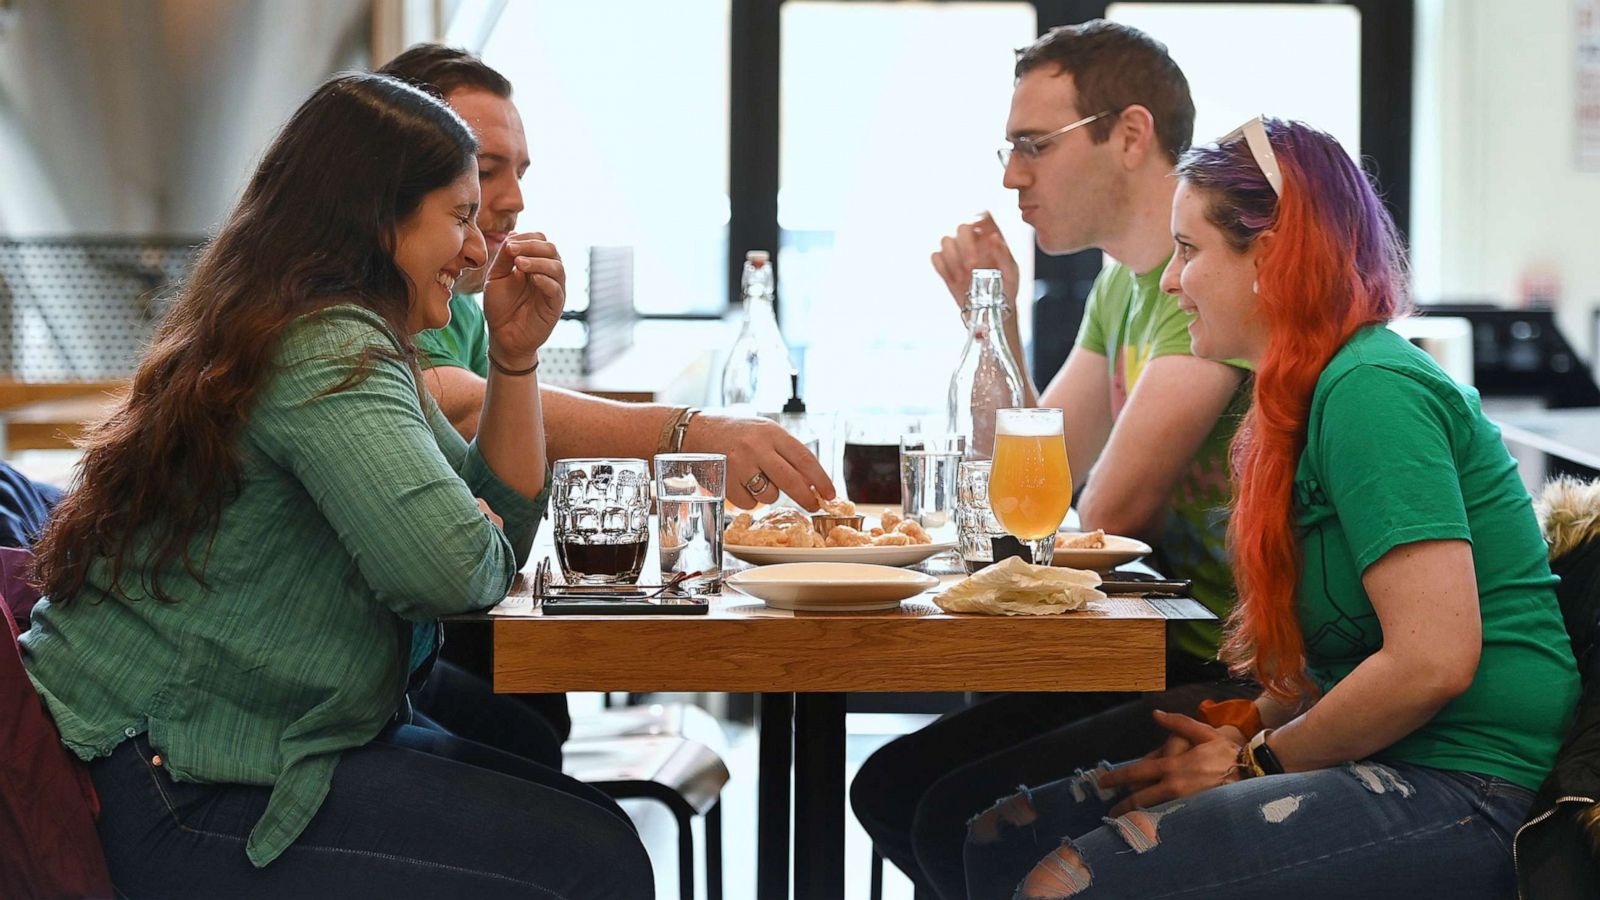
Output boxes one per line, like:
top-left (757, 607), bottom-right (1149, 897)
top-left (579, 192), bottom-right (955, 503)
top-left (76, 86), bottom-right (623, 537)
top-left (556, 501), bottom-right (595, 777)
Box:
top-left (963, 118), bottom-right (1579, 898)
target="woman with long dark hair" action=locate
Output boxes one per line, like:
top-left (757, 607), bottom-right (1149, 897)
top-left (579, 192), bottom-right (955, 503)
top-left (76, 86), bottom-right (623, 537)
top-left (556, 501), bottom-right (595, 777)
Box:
top-left (21, 73), bottom-right (652, 897)
top-left (962, 118), bottom-right (1579, 898)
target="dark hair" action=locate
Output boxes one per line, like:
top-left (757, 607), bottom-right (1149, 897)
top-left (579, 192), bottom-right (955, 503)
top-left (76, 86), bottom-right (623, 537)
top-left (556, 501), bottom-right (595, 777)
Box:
top-left (378, 43), bottom-right (512, 100)
top-left (1176, 118), bottom-right (1409, 701)
top-left (1015, 20), bottom-right (1195, 163)
top-left (33, 72), bottom-right (478, 604)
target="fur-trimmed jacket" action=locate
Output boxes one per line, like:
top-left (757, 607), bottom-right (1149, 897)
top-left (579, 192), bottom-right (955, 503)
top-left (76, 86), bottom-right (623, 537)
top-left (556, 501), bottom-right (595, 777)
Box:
top-left (1516, 477), bottom-right (1600, 898)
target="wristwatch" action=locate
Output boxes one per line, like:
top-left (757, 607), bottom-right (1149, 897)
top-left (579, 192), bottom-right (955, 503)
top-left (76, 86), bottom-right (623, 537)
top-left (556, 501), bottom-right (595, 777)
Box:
top-left (1246, 728), bottom-right (1285, 777)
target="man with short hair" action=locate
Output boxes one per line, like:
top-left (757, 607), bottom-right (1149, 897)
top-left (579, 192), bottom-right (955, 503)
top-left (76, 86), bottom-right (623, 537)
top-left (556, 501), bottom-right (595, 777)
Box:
top-left (379, 45), bottom-right (833, 512)
top-left (375, 46), bottom-right (832, 769)
top-left (853, 21), bottom-right (1255, 898)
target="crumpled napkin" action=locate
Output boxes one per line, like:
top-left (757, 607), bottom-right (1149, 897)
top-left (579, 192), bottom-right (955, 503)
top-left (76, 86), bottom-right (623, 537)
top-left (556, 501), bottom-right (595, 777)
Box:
top-left (935, 556), bottom-right (1105, 615)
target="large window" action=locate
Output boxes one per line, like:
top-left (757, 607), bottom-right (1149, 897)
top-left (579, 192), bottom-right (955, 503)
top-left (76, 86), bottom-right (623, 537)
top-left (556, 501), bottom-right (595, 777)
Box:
top-left (480, 1), bottom-right (731, 316)
top-left (778, 1), bottom-right (1038, 416)
top-left (1108, 3), bottom-right (1362, 151)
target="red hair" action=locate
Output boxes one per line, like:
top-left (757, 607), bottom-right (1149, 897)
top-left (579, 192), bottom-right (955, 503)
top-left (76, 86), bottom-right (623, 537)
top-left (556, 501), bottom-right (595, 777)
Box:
top-left (1178, 120), bottom-right (1409, 701)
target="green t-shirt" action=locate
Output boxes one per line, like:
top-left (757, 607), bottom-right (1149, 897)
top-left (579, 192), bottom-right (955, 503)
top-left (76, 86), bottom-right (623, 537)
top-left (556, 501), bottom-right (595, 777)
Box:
top-left (1074, 259), bottom-right (1248, 660)
top-left (1296, 325), bottom-right (1578, 790)
top-left (415, 291), bottom-right (488, 377)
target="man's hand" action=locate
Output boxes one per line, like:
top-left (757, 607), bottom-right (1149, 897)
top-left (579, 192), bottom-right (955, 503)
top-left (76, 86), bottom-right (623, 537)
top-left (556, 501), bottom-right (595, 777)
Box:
top-left (681, 413), bottom-right (836, 510)
top-left (483, 232), bottom-right (565, 364)
top-left (931, 212), bottom-right (1021, 317)
top-left (1098, 710), bottom-right (1245, 815)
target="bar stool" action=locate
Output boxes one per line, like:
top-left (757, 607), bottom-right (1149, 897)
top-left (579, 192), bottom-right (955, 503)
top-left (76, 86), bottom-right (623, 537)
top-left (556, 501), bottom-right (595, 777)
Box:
top-left (566, 704), bottom-right (730, 900)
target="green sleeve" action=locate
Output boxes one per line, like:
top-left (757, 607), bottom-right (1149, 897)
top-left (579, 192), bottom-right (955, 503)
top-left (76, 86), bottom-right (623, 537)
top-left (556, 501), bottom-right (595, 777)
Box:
top-left (1315, 365), bottom-right (1474, 573)
top-left (414, 293), bottom-right (489, 377)
top-left (413, 326), bottom-right (465, 371)
top-left (1144, 290), bottom-right (1252, 371)
top-left (1148, 290), bottom-right (1200, 359)
top-left (254, 307), bottom-right (523, 617)
top-left (462, 435), bottom-right (547, 569)
top-left (1073, 269), bottom-right (1113, 356)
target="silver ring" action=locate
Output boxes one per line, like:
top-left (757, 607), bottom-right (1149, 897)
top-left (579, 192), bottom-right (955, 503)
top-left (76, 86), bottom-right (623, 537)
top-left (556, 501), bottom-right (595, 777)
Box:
top-left (743, 470), bottom-right (772, 496)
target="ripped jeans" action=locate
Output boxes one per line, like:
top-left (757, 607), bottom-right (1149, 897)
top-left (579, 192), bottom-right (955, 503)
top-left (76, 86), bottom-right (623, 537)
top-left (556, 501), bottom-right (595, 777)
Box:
top-left (963, 758), bottom-right (1532, 900)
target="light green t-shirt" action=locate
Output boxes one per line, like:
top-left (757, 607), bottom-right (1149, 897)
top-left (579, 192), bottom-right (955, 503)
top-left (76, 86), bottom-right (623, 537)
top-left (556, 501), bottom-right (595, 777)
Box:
top-left (415, 291), bottom-right (489, 377)
top-left (1074, 259), bottom-right (1248, 660)
top-left (1296, 325), bottom-right (1578, 790)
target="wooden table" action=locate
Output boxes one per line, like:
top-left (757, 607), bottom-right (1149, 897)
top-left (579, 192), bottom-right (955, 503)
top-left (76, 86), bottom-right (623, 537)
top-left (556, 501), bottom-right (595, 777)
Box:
top-left (0, 392), bottom-right (121, 453)
top-left (490, 575), bottom-right (1172, 899)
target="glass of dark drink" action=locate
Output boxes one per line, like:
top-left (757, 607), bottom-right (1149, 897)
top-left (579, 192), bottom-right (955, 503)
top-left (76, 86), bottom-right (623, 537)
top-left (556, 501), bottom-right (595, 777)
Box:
top-left (842, 416), bottom-right (921, 505)
top-left (552, 458), bottom-right (652, 584)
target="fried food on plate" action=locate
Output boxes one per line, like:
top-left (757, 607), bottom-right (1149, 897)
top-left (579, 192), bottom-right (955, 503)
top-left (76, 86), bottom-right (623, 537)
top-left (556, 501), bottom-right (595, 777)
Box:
top-left (1055, 529), bottom-right (1106, 550)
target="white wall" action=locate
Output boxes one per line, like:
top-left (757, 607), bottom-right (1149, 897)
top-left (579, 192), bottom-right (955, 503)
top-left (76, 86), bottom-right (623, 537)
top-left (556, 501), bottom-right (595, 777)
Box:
top-left (1414, 0), bottom-right (1600, 359)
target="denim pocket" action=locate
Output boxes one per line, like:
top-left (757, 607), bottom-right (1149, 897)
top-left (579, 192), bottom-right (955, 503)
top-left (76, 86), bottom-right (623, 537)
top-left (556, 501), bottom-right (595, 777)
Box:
top-left (129, 735), bottom-right (188, 827)
top-left (1462, 773), bottom-right (1534, 844)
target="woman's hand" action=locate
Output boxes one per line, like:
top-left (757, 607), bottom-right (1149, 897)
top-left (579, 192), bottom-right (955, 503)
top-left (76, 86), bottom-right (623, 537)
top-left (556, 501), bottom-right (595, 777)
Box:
top-left (475, 498), bottom-right (503, 529)
top-left (1098, 710), bottom-right (1245, 816)
top-left (483, 232), bottom-right (565, 365)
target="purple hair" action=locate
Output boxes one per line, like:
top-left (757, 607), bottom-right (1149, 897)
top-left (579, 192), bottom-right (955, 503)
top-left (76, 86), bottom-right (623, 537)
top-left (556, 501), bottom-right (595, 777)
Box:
top-left (1174, 116), bottom-right (1410, 320)
top-left (1175, 118), bottom-right (1412, 700)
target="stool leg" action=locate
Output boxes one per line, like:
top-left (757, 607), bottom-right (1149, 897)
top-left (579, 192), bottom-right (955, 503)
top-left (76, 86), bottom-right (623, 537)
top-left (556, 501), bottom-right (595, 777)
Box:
top-left (707, 801), bottom-right (723, 900)
top-left (677, 806), bottom-right (696, 900)
top-left (870, 847), bottom-right (883, 900)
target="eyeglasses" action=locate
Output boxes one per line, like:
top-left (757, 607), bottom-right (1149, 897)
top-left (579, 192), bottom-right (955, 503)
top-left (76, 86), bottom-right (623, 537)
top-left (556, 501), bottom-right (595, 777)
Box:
top-left (997, 110), bottom-right (1116, 168)
top-left (1218, 116), bottom-right (1283, 196)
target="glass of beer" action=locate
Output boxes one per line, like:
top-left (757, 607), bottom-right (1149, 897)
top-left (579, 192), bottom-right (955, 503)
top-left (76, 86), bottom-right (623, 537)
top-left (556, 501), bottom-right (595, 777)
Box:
top-left (552, 458), bottom-right (652, 584)
top-left (988, 408), bottom-right (1071, 566)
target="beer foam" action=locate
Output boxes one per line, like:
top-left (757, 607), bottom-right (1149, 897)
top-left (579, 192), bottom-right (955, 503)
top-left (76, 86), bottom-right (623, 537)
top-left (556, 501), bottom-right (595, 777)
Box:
top-left (994, 409), bottom-right (1064, 437)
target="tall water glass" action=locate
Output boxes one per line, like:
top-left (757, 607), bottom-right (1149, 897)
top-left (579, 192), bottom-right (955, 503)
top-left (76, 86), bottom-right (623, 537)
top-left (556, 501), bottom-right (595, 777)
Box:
top-left (654, 453), bottom-right (726, 594)
top-left (988, 408), bottom-right (1072, 566)
top-left (552, 458), bottom-right (651, 584)
top-left (901, 433), bottom-right (965, 536)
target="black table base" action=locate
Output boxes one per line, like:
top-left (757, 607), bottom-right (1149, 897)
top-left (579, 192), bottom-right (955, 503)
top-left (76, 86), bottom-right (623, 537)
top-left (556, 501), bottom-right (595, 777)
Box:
top-left (757, 691), bottom-right (848, 900)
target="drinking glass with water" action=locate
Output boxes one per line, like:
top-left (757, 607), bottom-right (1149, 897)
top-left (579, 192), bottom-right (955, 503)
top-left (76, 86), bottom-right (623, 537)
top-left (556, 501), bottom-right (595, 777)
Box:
top-left (552, 458), bottom-right (652, 584)
top-left (900, 433), bottom-right (965, 537)
top-left (654, 453), bottom-right (726, 594)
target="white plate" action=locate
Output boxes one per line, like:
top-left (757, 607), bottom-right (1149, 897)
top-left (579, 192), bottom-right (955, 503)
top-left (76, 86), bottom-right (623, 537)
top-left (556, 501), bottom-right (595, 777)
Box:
top-left (725, 563), bottom-right (939, 611)
top-left (1050, 533), bottom-right (1153, 570)
top-left (724, 541), bottom-right (956, 568)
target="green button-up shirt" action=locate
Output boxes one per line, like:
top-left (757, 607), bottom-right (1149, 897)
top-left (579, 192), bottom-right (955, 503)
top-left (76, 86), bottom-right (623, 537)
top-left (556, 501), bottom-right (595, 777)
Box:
top-left (21, 305), bottom-right (546, 866)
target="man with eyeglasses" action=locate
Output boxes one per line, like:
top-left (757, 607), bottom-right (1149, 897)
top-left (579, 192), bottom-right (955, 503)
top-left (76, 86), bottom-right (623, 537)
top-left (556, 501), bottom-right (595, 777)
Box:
top-left (853, 20), bottom-right (1255, 899)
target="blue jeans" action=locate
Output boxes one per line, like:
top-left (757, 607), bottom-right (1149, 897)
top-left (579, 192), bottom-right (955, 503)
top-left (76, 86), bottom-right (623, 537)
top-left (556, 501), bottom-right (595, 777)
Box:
top-left (408, 658), bottom-right (566, 770)
top-left (91, 730), bottom-right (654, 899)
top-left (851, 668), bottom-right (1258, 899)
top-left (963, 758), bottom-right (1531, 900)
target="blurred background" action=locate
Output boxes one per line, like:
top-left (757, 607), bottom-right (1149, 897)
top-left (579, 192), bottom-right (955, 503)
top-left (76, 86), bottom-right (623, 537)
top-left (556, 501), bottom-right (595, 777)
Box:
top-left (5, 0), bottom-right (1596, 426)
top-left (6, 4), bottom-right (1600, 896)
